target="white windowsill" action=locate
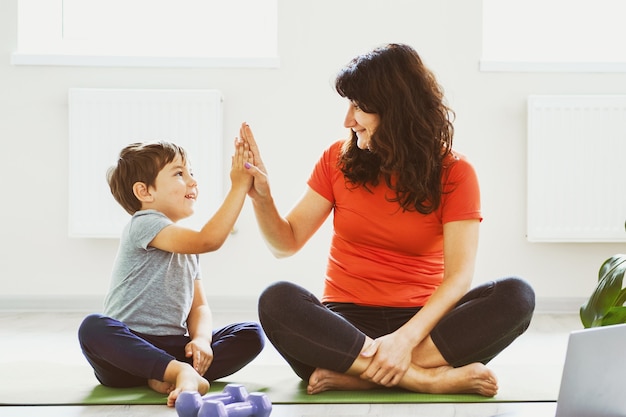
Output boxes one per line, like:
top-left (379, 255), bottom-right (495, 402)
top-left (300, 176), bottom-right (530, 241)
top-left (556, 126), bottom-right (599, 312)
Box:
top-left (480, 60), bottom-right (626, 73)
top-left (11, 52), bottom-right (280, 68)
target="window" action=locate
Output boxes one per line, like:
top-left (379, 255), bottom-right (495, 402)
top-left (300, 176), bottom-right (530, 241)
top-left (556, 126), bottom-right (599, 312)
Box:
top-left (481, 0), bottom-right (626, 72)
top-left (13, 0), bottom-right (278, 68)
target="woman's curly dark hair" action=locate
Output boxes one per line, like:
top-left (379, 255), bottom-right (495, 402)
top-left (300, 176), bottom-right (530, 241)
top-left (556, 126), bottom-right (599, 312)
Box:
top-left (335, 43), bottom-right (454, 214)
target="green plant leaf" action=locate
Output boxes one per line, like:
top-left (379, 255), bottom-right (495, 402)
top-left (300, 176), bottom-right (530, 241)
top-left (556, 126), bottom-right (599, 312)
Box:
top-left (615, 288), bottom-right (626, 307)
top-left (601, 306), bottom-right (626, 326)
top-left (598, 255), bottom-right (626, 281)
top-left (580, 254), bottom-right (626, 328)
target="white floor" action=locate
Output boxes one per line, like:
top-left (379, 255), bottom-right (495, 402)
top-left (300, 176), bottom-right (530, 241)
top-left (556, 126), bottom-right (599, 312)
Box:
top-left (0, 311), bottom-right (581, 417)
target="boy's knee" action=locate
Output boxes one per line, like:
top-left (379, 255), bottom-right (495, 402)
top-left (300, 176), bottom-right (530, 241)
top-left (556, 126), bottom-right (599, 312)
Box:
top-left (78, 313), bottom-right (105, 339)
top-left (78, 313), bottom-right (110, 352)
top-left (241, 321), bottom-right (265, 354)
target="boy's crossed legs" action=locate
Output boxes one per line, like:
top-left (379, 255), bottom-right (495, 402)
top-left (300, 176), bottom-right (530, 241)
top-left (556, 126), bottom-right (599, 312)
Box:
top-left (78, 314), bottom-right (264, 406)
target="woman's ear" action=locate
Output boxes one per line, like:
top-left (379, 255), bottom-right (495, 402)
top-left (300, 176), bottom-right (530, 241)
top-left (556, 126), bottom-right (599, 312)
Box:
top-left (132, 182), bottom-right (154, 203)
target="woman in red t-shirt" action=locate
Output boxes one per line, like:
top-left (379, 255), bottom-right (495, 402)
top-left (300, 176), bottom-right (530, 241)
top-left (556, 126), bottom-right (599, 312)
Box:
top-left (243, 43), bottom-right (535, 397)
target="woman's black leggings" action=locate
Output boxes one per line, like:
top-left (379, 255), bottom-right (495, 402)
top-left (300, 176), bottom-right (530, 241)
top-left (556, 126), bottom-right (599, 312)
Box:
top-left (258, 277), bottom-right (535, 382)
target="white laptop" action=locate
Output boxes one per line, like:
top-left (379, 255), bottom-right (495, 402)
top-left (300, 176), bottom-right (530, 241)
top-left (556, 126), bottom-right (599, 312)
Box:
top-left (496, 323), bottom-right (626, 417)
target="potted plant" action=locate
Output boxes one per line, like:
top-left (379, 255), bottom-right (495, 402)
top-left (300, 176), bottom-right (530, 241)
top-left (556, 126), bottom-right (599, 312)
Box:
top-left (580, 254), bottom-right (626, 328)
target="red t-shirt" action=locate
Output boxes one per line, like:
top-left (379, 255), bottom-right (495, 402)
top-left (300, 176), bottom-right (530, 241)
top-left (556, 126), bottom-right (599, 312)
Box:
top-left (307, 140), bottom-right (482, 307)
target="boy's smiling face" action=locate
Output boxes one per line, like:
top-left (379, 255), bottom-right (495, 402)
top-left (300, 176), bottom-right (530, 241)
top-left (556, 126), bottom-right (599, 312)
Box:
top-left (145, 154), bottom-right (198, 222)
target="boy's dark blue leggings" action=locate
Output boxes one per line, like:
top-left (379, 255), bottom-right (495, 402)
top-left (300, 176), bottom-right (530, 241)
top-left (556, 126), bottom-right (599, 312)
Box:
top-left (78, 314), bottom-right (264, 387)
top-left (258, 277), bottom-right (535, 382)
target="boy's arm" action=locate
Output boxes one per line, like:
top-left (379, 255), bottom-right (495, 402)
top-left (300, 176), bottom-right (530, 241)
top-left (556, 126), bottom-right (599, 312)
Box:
top-left (150, 139), bottom-right (252, 254)
top-left (185, 279), bottom-right (214, 375)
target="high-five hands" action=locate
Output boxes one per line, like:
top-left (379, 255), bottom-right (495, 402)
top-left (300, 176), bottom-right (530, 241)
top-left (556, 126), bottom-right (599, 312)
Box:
top-left (238, 122), bottom-right (269, 199)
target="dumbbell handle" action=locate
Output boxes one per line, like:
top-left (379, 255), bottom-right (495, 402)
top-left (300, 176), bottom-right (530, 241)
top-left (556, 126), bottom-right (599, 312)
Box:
top-left (223, 393), bottom-right (272, 417)
top-left (176, 384), bottom-right (249, 417)
top-left (201, 392), bottom-right (238, 404)
top-left (202, 384), bottom-right (248, 405)
top-left (198, 393), bottom-right (272, 417)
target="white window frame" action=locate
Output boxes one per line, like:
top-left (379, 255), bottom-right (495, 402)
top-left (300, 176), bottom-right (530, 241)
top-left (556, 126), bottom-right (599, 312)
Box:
top-left (481, 0), bottom-right (626, 73)
top-left (12, 0), bottom-right (279, 68)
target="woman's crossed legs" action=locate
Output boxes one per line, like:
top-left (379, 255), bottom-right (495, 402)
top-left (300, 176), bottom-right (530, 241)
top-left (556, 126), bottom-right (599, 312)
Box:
top-left (258, 278), bottom-right (534, 396)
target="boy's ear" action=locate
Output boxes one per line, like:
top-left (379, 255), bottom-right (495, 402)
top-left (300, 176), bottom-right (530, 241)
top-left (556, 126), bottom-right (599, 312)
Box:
top-left (132, 182), bottom-right (154, 202)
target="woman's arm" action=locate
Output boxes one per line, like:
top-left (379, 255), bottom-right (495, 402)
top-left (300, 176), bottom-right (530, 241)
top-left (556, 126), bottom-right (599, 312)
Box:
top-left (252, 187), bottom-right (332, 258)
top-left (185, 280), bottom-right (214, 375)
top-left (240, 122), bottom-right (333, 258)
top-left (401, 218), bottom-right (479, 345)
top-left (359, 219), bottom-right (480, 386)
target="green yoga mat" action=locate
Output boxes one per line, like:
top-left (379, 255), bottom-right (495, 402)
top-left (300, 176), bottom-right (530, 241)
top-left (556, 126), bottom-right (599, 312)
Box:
top-left (0, 361), bottom-right (559, 406)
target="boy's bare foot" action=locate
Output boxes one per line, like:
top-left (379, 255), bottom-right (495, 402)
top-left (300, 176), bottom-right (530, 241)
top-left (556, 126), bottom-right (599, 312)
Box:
top-left (307, 368), bottom-right (377, 394)
top-left (162, 361), bottom-right (211, 407)
top-left (147, 379), bottom-right (174, 395)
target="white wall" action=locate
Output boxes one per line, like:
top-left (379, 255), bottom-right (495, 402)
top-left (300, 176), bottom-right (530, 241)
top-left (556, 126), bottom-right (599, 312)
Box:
top-left (1, 0), bottom-right (624, 313)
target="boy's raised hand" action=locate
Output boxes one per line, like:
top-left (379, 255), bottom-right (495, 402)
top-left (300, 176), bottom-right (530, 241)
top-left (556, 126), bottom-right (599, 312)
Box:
top-left (230, 136), bottom-right (253, 191)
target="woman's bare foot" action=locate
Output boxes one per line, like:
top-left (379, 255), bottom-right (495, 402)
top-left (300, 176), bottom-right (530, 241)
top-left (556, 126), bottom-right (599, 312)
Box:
top-left (147, 379), bottom-right (174, 395)
top-left (308, 363), bottom-right (498, 397)
top-left (405, 363), bottom-right (498, 397)
top-left (307, 368), bottom-right (377, 394)
top-left (162, 361), bottom-right (210, 407)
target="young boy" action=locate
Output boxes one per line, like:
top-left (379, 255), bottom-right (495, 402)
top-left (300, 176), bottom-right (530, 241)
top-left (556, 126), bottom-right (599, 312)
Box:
top-left (78, 138), bottom-right (264, 407)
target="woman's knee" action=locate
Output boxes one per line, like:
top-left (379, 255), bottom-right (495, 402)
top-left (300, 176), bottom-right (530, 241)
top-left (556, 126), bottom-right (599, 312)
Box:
top-left (497, 277), bottom-right (536, 329)
top-left (259, 281), bottom-right (300, 301)
top-left (258, 281), bottom-right (307, 317)
top-left (500, 276), bottom-right (535, 311)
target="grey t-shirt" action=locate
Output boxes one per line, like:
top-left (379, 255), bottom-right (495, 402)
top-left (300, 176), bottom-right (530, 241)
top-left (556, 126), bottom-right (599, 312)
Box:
top-left (103, 209), bottom-right (200, 336)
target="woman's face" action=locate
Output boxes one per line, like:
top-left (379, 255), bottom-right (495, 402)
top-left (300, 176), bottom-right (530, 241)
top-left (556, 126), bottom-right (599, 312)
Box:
top-left (343, 101), bottom-right (380, 150)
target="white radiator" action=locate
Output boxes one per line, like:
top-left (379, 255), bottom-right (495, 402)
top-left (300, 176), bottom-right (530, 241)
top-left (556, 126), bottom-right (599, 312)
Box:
top-left (68, 88), bottom-right (223, 238)
top-left (527, 95), bottom-right (626, 242)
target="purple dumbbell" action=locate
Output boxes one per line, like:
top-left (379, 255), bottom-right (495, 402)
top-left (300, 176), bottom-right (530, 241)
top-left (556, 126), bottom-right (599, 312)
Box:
top-left (175, 384), bottom-right (249, 417)
top-left (198, 393), bottom-right (272, 417)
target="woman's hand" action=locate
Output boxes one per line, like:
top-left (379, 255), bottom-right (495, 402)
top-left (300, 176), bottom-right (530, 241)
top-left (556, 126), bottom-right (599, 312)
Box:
top-left (185, 338), bottom-right (214, 376)
top-left (359, 331), bottom-right (416, 387)
top-left (238, 122), bottom-right (270, 200)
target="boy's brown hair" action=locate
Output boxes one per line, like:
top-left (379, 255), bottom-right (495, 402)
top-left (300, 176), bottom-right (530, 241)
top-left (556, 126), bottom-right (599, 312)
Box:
top-left (107, 141), bottom-right (188, 215)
